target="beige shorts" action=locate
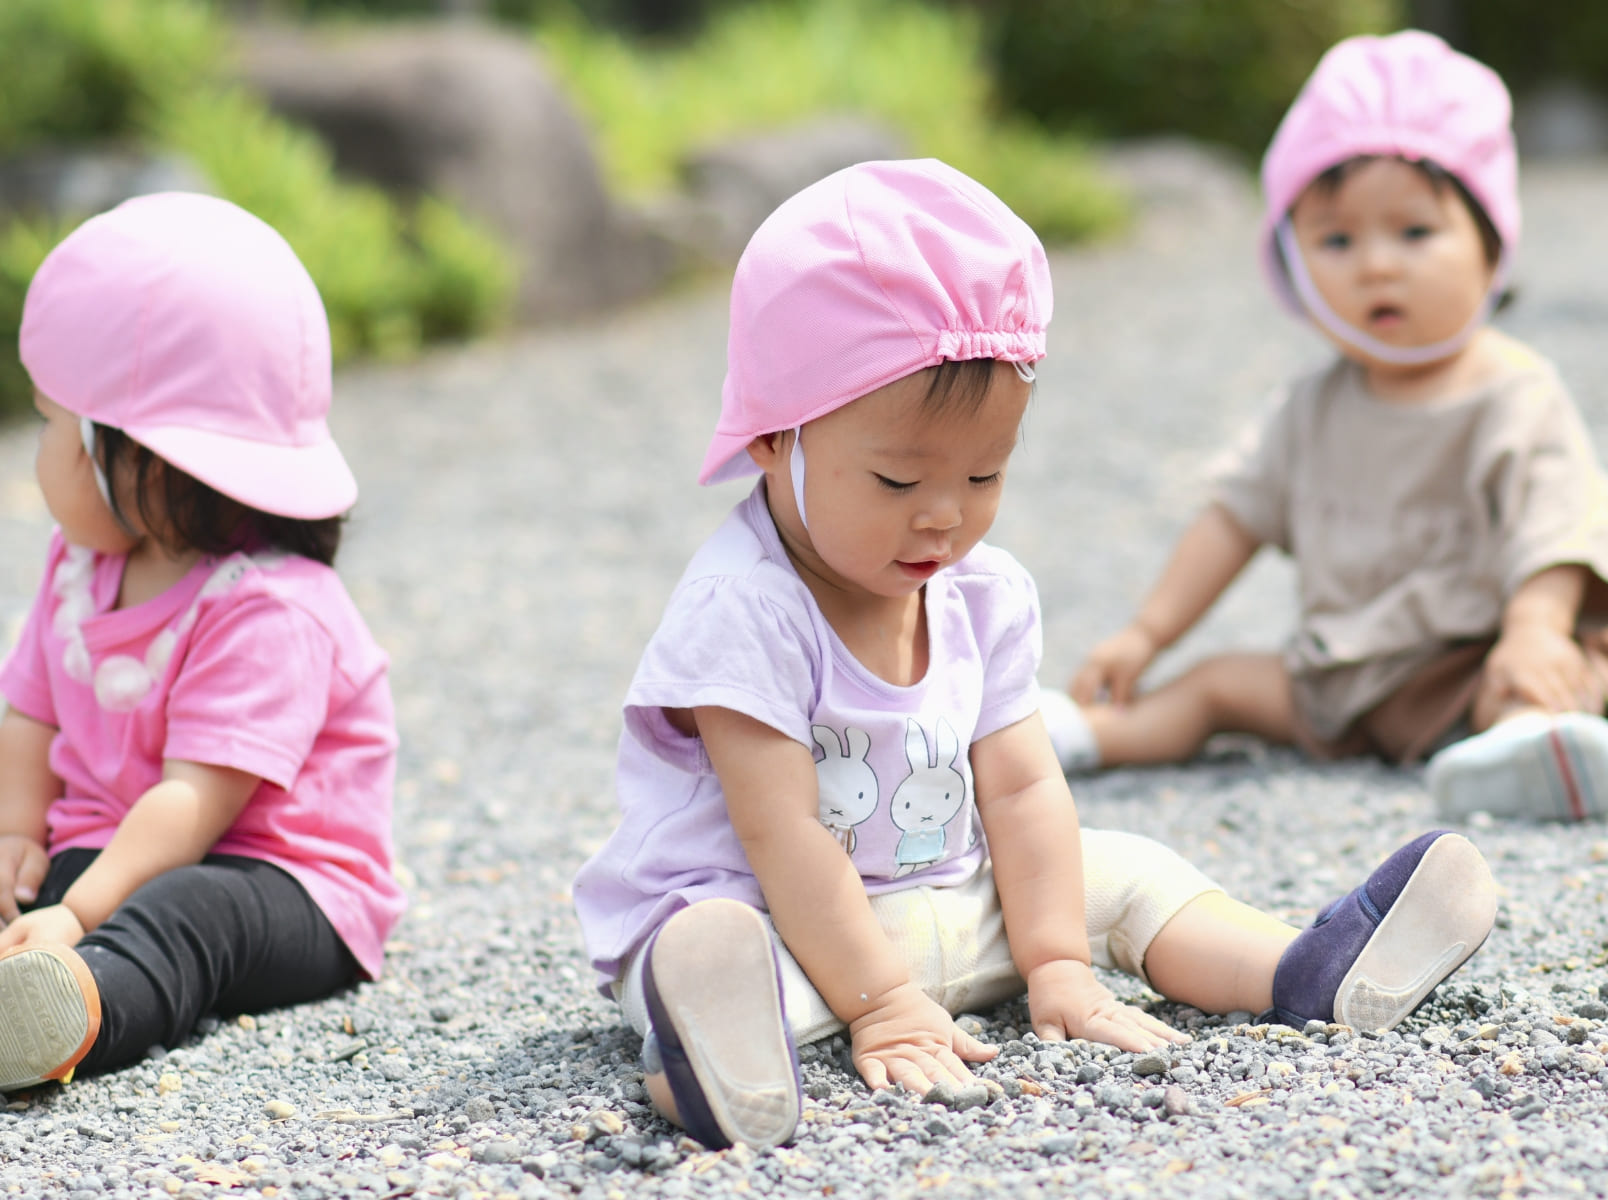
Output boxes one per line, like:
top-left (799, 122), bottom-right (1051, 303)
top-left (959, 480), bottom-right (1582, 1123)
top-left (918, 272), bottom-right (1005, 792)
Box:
top-left (614, 827), bottom-right (1221, 1047)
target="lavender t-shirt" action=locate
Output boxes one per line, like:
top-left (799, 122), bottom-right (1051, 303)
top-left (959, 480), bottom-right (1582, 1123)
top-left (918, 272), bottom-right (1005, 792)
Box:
top-left (574, 485), bottom-right (1043, 990)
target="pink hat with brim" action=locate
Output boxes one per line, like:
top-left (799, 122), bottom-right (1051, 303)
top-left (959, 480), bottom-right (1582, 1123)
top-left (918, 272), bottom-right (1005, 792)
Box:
top-left (700, 158), bottom-right (1051, 485)
top-left (1258, 30), bottom-right (1519, 315)
top-left (20, 192), bottom-right (355, 520)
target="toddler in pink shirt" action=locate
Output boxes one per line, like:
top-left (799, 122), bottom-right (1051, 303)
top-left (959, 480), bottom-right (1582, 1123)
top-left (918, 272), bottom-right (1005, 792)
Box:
top-left (0, 193), bottom-right (403, 1089)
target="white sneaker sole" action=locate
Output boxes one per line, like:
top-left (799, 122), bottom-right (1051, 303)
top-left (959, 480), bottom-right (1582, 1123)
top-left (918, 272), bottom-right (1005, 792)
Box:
top-left (651, 900), bottom-right (799, 1148)
top-left (1430, 713), bottom-right (1608, 822)
top-left (1333, 834), bottom-right (1497, 1032)
top-left (0, 945), bottom-right (99, 1090)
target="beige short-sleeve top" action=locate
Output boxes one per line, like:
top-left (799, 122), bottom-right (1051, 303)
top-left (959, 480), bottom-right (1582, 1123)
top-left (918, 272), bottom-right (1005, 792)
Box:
top-left (1212, 342), bottom-right (1608, 739)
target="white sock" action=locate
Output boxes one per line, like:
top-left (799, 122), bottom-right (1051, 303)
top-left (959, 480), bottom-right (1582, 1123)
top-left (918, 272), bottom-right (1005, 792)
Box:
top-left (1039, 686), bottom-right (1101, 774)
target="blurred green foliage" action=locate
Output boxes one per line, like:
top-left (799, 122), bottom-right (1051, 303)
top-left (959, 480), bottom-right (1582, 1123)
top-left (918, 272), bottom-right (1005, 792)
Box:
top-left (540, 0), bottom-right (1130, 242)
top-left (0, 219), bottom-right (70, 419)
top-left (1417, 1), bottom-right (1608, 95)
top-left (981, 0), bottom-right (1403, 156)
top-left (0, 0), bottom-right (218, 154)
top-left (0, 0), bottom-right (514, 417)
top-left (247, 0), bottom-right (740, 36)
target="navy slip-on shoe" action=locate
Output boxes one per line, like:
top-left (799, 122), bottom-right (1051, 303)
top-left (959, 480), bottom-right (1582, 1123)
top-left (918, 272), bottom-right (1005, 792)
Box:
top-left (1269, 831), bottom-right (1497, 1033)
top-left (642, 899), bottom-right (801, 1150)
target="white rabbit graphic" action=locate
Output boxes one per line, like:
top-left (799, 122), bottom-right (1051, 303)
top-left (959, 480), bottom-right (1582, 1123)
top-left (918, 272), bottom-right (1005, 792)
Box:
top-left (811, 724), bottom-right (879, 855)
top-left (889, 717), bottom-right (967, 877)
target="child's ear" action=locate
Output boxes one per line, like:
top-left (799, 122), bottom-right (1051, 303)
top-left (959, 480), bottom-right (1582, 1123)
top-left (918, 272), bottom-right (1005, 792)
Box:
top-left (745, 432), bottom-right (786, 471)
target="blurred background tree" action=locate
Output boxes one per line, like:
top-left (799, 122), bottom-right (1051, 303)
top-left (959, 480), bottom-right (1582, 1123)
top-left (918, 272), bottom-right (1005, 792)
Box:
top-left (975, 0), bottom-right (1402, 155)
top-left (1410, 0), bottom-right (1608, 96)
top-left (0, 0), bottom-right (516, 414)
top-left (5, 0), bottom-right (1604, 418)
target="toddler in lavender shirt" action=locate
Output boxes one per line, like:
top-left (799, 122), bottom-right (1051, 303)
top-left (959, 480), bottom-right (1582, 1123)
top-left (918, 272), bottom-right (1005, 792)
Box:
top-left (572, 159), bottom-right (1499, 1151)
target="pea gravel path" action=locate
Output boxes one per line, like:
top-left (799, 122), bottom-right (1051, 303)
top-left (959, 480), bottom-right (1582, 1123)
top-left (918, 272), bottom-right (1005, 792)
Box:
top-left (0, 158), bottom-right (1605, 1200)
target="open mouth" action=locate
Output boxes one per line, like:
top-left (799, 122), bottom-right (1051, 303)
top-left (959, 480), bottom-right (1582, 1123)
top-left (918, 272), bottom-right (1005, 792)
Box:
top-left (1368, 304), bottom-right (1404, 327)
top-left (898, 560), bottom-right (942, 580)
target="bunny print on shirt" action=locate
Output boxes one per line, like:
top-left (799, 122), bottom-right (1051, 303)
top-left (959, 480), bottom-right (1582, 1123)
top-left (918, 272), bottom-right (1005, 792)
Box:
top-left (809, 716), bottom-right (974, 878)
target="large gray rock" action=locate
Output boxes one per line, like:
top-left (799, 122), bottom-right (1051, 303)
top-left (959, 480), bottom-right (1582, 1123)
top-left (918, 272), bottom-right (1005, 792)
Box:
top-left (233, 22), bottom-right (672, 320)
top-left (650, 117), bottom-right (907, 261)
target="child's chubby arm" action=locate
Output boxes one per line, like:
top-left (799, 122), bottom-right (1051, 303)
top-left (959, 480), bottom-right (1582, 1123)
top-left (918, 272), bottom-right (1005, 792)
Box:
top-left (1073, 503), bottom-right (1261, 705)
top-left (1486, 563), bottom-right (1604, 713)
top-left (0, 759), bottom-right (259, 951)
top-left (693, 704), bottom-right (996, 1095)
top-left (972, 712), bottom-right (1187, 1051)
top-left (0, 710), bottom-right (62, 923)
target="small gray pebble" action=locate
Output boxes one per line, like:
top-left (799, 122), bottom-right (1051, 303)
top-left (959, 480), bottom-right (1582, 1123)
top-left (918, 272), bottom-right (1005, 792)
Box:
top-left (474, 1140), bottom-right (524, 1164)
top-left (1038, 1134), bottom-right (1080, 1157)
top-left (377, 1057), bottom-right (411, 1081)
top-left (1132, 1050), bottom-right (1170, 1078)
top-left (1097, 1084), bottom-right (1131, 1111)
top-left (1075, 1063), bottom-right (1103, 1084)
top-left (1511, 1095), bottom-right (1546, 1120)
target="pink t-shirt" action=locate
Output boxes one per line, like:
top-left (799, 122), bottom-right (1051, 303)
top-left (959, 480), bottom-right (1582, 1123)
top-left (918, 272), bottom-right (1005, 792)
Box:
top-left (573, 485), bottom-right (1043, 990)
top-left (0, 532), bottom-right (404, 979)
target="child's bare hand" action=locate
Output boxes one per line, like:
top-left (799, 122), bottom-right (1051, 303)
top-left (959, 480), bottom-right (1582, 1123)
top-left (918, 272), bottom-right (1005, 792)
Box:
top-left (0, 903), bottom-right (84, 952)
top-left (1027, 959), bottom-right (1188, 1052)
top-left (849, 982), bottom-right (997, 1094)
top-left (0, 835), bottom-right (49, 924)
top-left (1487, 624), bottom-right (1602, 715)
top-left (1071, 625), bottom-right (1158, 706)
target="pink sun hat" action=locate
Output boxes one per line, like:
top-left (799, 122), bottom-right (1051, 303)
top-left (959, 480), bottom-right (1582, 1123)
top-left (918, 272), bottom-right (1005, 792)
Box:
top-left (1258, 29), bottom-right (1519, 315)
top-left (20, 192), bottom-right (356, 519)
top-left (699, 158), bottom-right (1052, 485)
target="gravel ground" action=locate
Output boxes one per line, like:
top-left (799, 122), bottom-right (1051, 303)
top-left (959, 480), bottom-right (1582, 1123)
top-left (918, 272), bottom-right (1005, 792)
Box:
top-left (0, 157), bottom-right (1605, 1199)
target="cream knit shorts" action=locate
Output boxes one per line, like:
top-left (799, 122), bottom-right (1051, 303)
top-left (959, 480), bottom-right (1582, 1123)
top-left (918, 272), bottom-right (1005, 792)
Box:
top-left (615, 827), bottom-right (1220, 1047)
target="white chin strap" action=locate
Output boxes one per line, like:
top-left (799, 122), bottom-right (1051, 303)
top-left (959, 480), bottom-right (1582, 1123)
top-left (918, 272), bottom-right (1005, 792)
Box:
top-left (786, 360), bottom-right (1037, 535)
top-left (1275, 219), bottom-right (1507, 367)
top-left (790, 427), bottom-right (810, 534)
top-left (79, 416), bottom-right (113, 506)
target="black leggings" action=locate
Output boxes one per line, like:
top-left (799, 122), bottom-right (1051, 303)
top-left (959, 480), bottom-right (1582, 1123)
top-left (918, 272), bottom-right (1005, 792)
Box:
top-left (32, 849), bottom-right (358, 1076)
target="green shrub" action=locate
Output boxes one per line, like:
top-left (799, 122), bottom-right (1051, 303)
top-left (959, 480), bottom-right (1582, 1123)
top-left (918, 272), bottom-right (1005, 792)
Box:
top-left (0, 218), bottom-right (73, 417)
top-left (0, 0), bottom-right (217, 154)
top-left (982, 0), bottom-right (1402, 157)
top-left (539, 0), bottom-right (1128, 242)
top-left (254, 0), bottom-right (740, 36)
top-left (0, 0), bottom-right (515, 418)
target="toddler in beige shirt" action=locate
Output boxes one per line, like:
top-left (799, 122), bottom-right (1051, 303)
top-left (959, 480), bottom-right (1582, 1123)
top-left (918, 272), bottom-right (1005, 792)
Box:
top-left (1043, 31), bottom-right (1608, 823)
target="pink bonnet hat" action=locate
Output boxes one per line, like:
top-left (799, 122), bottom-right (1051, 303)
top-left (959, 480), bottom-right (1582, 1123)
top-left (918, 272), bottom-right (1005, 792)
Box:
top-left (1259, 30), bottom-right (1519, 315)
top-left (700, 158), bottom-right (1052, 485)
top-left (20, 192), bottom-right (355, 519)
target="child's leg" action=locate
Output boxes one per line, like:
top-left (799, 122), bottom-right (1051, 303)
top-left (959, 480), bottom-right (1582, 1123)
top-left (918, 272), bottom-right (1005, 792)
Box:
top-left (2, 851), bottom-right (355, 1085)
top-left (625, 899), bottom-right (801, 1150)
top-left (1145, 832), bottom-right (1496, 1031)
top-left (1057, 653), bottom-right (1298, 769)
top-left (1142, 893), bottom-right (1296, 1015)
